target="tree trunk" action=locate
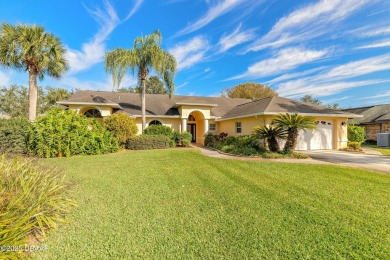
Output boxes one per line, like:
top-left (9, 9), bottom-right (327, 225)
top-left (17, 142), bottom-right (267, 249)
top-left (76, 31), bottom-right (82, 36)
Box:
top-left (28, 68), bottom-right (38, 121)
top-left (141, 78), bottom-right (146, 132)
top-left (284, 128), bottom-right (298, 153)
top-left (268, 137), bottom-right (280, 152)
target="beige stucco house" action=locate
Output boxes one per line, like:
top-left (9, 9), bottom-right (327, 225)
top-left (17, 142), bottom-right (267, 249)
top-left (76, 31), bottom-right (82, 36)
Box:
top-left (58, 90), bottom-right (361, 151)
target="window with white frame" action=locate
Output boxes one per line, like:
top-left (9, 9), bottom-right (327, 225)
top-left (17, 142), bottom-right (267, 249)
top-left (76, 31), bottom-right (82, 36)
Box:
top-left (209, 123), bottom-right (216, 131)
top-left (236, 122), bottom-right (242, 133)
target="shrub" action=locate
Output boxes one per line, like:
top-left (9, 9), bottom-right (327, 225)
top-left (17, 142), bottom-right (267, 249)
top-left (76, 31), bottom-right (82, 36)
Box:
top-left (27, 109), bottom-right (118, 158)
top-left (235, 135), bottom-right (260, 149)
top-left (204, 133), bottom-right (219, 146)
top-left (225, 136), bottom-right (237, 145)
top-left (348, 141), bottom-right (361, 150)
top-left (103, 113), bottom-right (138, 147)
top-left (0, 156), bottom-right (75, 259)
top-left (126, 135), bottom-right (171, 150)
top-left (0, 117), bottom-right (29, 154)
top-left (144, 125), bottom-right (174, 138)
top-left (364, 139), bottom-right (377, 145)
top-left (348, 125), bottom-right (365, 143)
top-left (173, 131), bottom-right (192, 147)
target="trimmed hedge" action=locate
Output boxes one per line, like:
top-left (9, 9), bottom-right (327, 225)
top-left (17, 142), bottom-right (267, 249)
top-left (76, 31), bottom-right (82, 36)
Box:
top-left (126, 135), bottom-right (172, 150)
top-left (348, 125), bottom-right (365, 143)
top-left (27, 109), bottom-right (118, 158)
top-left (0, 117), bottom-right (29, 154)
top-left (144, 125), bottom-right (174, 138)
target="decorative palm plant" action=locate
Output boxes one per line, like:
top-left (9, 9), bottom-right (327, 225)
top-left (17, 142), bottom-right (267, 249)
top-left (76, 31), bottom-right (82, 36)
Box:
top-left (272, 113), bottom-right (317, 153)
top-left (105, 30), bottom-right (177, 131)
top-left (252, 125), bottom-right (287, 152)
top-left (0, 23), bottom-right (68, 121)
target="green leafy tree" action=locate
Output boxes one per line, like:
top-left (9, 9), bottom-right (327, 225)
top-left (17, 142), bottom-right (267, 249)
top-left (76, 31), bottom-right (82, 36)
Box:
top-left (221, 82), bottom-right (278, 100)
top-left (103, 113), bottom-right (138, 147)
top-left (300, 94), bottom-right (340, 109)
top-left (272, 113), bottom-right (317, 153)
top-left (252, 125), bottom-right (287, 152)
top-left (0, 23), bottom-right (68, 121)
top-left (105, 30), bottom-right (177, 131)
top-left (0, 85), bottom-right (71, 118)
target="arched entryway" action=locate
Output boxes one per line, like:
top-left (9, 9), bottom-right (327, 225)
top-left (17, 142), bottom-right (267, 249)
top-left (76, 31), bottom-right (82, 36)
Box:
top-left (183, 110), bottom-right (207, 144)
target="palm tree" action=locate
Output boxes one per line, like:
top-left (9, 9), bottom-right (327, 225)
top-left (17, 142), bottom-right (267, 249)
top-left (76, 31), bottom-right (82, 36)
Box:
top-left (105, 30), bottom-right (177, 132)
top-left (252, 125), bottom-right (287, 152)
top-left (0, 23), bottom-right (68, 121)
top-left (272, 113), bottom-right (317, 153)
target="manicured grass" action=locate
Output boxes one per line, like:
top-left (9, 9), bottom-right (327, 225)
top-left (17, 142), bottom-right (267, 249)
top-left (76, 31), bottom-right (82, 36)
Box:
top-left (364, 145), bottom-right (390, 156)
top-left (34, 149), bottom-right (390, 259)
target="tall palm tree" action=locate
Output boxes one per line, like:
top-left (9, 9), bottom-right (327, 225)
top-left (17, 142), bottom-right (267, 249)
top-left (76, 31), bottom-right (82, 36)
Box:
top-left (252, 125), bottom-right (287, 152)
top-left (272, 113), bottom-right (317, 153)
top-left (105, 30), bottom-right (177, 132)
top-left (0, 23), bottom-right (68, 121)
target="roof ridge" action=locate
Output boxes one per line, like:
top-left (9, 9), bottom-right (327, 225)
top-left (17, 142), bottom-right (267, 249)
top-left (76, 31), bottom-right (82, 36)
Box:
top-left (263, 96), bottom-right (277, 112)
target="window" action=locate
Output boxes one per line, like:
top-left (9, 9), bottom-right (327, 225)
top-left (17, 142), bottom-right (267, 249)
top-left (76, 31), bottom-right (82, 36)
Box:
top-left (149, 120), bottom-right (162, 126)
top-left (84, 109), bottom-right (102, 118)
top-left (209, 124), bottom-right (216, 131)
top-left (236, 122), bottom-right (242, 134)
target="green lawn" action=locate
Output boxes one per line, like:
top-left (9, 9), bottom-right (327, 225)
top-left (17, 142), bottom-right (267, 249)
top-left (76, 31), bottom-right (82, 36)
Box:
top-left (364, 145), bottom-right (390, 156)
top-left (35, 149), bottom-right (390, 259)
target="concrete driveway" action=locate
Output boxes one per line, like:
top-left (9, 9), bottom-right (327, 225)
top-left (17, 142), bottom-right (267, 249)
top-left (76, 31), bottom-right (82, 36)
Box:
top-left (305, 150), bottom-right (390, 174)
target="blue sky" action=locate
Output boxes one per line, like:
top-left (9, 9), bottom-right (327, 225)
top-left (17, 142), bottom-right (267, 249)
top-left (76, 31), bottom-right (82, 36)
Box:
top-left (0, 0), bottom-right (389, 108)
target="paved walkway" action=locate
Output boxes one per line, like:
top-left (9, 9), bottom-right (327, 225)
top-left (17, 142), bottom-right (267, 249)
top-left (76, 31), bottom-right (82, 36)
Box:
top-left (192, 144), bottom-right (390, 174)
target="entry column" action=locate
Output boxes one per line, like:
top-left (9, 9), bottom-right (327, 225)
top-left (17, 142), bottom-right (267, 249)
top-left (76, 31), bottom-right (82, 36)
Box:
top-left (204, 119), bottom-right (209, 134)
top-left (181, 118), bottom-right (187, 133)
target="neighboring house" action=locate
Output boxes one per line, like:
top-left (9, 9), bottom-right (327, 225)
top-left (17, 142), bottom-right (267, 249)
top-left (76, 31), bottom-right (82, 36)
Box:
top-left (343, 104), bottom-right (390, 141)
top-left (58, 90), bottom-right (361, 150)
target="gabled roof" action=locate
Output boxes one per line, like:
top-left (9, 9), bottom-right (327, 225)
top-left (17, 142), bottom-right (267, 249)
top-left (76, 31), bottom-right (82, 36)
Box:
top-left (59, 90), bottom-right (250, 117)
top-left (343, 103), bottom-right (390, 124)
top-left (219, 96), bottom-right (358, 120)
top-left (59, 90), bottom-right (361, 119)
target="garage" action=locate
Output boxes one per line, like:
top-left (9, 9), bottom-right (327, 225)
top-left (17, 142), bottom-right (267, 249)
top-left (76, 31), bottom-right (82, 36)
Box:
top-left (295, 120), bottom-right (334, 150)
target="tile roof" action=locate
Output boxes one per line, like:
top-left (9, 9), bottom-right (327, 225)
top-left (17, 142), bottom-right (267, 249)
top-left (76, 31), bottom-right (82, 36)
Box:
top-left (343, 104), bottom-right (390, 124)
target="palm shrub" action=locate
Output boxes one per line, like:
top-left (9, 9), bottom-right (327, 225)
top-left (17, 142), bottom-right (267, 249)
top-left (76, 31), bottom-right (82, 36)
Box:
top-left (273, 113), bottom-right (317, 153)
top-left (252, 125), bottom-right (287, 152)
top-left (27, 108), bottom-right (118, 158)
top-left (0, 118), bottom-right (30, 154)
top-left (0, 156), bottom-right (75, 259)
top-left (103, 112), bottom-right (138, 147)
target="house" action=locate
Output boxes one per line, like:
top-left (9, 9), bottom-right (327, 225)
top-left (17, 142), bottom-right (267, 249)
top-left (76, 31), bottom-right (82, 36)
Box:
top-left (343, 104), bottom-right (390, 141)
top-left (58, 90), bottom-right (361, 150)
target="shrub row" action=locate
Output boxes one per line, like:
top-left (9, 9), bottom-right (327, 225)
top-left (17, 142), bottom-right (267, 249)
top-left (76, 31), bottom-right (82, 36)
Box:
top-left (126, 135), bottom-right (174, 150)
top-left (126, 125), bottom-right (192, 150)
top-left (0, 109), bottom-right (119, 158)
top-left (0, 156), bottom-right (75, 259)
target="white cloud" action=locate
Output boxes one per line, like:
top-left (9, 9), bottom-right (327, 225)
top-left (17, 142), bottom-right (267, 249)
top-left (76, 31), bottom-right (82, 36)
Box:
top-left (169, 36), bottom-right (209, 70)
top-left (66, 0), bottom-right (143, 74)
top-left (358, 26), bottom-right (390, 37)
top-left (227, 47), bottom-right (327, 80)
top-left (218, 23), bottom-right (256, 52)
top-left (361, 91), bottom-right (390, 99)
top-left (246, 0), bottom-right (370, 52)
top-left (0, 70), bottom-right (10, 86)
top-left (355, 40), bottom-right (390, 49)
top-left (59, 74), bottom-right (137, 91)
top-left (274, 54), bottom-right (390, 98)
top-left (267, 66), bottom-right (328, 85)
top-left (176, 0), bottom-right (243, 36)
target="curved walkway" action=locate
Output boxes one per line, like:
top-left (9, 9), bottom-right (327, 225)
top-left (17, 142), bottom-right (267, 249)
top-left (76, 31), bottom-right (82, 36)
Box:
top-left (192, 144), bottom-right (390, 174)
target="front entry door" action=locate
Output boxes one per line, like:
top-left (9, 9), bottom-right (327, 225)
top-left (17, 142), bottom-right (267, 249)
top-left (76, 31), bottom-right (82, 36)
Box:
top-left (187, 124), bottom-right (196, 142)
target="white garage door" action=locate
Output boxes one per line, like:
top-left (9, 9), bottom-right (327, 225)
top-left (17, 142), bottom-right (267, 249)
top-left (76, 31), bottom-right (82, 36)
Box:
top-left (295, 120), bottom-right (333, 150)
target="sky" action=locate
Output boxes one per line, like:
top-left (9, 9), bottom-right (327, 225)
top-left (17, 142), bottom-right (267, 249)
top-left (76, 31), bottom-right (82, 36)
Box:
top-left (0, 0), bottom-right (389, 108)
